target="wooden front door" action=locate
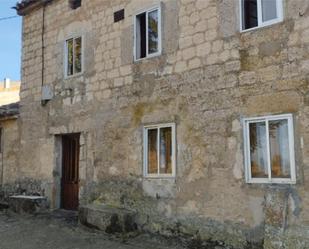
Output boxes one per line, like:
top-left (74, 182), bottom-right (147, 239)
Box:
top-left (61, 134), bottom-right (80, 210)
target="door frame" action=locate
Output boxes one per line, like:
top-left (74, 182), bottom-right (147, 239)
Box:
top-left (53, 133), bottom-right (81, 210)
top-left (61, 133), bottom-right (80, 210)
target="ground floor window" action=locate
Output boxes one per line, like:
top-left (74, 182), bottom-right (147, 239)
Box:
top-left (243, 114), bottom-right (296, 184)
top-left (240, 0), bottom-right (283, 31)
top-left (143, 123), bottom-right (176, 178)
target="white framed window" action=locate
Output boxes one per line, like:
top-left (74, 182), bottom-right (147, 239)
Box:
top-left (134, 5), bottom-right (162, 61)
top-left (243, 114), bottom-right (296, 184)
top-left (240, 0), bottom-right (283, 31)
top-left (143, 123), bottom-right (176, 178)
top-left (65, 36), bottom-right (83, 77)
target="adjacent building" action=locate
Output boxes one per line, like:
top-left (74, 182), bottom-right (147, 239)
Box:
top-left (0, 79), bottom-right (20, 199)
top-left (9, 0), bottom-right (309, 248)
top-left (0, 79), bottom-right (20, 106)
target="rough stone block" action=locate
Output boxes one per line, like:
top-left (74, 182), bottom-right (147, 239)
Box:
top-left (239, 71), bottom-right (257, 85)
top-left (9, 195), bottom-right (48, 214)
top-left (79, 204), bottom-right (138, 234)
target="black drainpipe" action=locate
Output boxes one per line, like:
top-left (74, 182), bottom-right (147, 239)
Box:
top-left (41, 0), bottom-right (52, 106)
top-left (41, 1), bottom-right (46, 106)
top-left (1, 127), bottom-right (4, 187)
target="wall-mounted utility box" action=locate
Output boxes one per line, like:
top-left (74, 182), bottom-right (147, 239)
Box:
top-left (41, 85), bottom-right (53, 101)
top-left (114, 9), bottom-right (125, 22)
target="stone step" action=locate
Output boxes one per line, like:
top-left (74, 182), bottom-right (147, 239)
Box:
top-left (9, 195), bottom-right (48, 214)
top-left (79, 203), bottom-right (138, 234)
top-left (0, 201), bottom-right (9, 210)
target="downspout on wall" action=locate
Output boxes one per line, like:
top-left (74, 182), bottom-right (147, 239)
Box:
top-left (41, 1), bottom-right (46, 106)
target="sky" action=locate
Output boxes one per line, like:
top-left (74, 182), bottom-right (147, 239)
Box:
top-left (0, 0), bottom-right (22, 81)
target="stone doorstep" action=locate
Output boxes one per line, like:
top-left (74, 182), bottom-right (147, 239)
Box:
top-left (10, 195), bottom-right (47, 200)
top-left (8, 195), bottom-right (48, 214)
top-left (79, 204), bottom-right (138, 234)
top-left (0, 201), bottom-right (9, 210)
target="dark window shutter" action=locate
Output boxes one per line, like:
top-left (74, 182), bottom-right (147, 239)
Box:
top-left (114, 9), bottom-right (125, 23)
top-left (70, 0), bottom-right (81, 10)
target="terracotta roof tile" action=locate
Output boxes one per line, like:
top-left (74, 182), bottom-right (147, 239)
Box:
top-left (0, 102), bottom-right (20, 119)
top-left (15, 0), bottom-right (38, 10)
top-left (15, 0), bottom-right (54, 15)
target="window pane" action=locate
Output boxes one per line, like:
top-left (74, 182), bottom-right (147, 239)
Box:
top-left (261, 0), bottom-right (277, 22)
top-left (148, 9), bottom-right (159, 54)
top-left (67, 39), bottom-right (74, 76)
top-left (243, 0), bottom-right (258, 30)
top-left (74, 37), bottom-right (82, 74)
top-left (70, 0), bottom-right (81, 9)
top-left (159, 127), bottom-right (172, 174)
top-left (136, 13), bottom-right (146, 59)
top-left (269, 120), bottom-right (291, 178)
top-left (249, 122), bottom-right (268, 178)
top-left (147, 129), bottom-right (158, 174)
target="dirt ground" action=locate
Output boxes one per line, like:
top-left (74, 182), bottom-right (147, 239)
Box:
top-left (0, 210), bottom-right (184, 249)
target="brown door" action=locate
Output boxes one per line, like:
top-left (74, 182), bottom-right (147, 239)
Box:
top-left (61, 134), bottom-right (80, 210)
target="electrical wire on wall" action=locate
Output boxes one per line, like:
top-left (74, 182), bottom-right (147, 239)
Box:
top-left (42, 3), bottom-right (45, 89)
top-left (41, 1), bottom-right (47, 106)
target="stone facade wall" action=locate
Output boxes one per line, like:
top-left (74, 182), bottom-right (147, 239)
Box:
top-left (17, 0), bottom-right (309, 248)
top-left (0, 119), bottom-right (20, 199)
top-left (0, 82), bottom-right (21, 200)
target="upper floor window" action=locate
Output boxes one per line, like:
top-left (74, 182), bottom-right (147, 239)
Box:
top-left (240, 0), bottom-right (283, 31)
top-left (243, 114), bottom-right (296, 184)
top-left (65, 37), bottom-right (82, 77)
top-left (143, 123), bottom-right (176, 178)
top-left (69, 0), bottom-right (81, 9)
top-left (134, 6), bottom-right (162, 61)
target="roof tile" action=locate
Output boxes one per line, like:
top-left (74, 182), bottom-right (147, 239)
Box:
top-left (0, 102), bottom-right (20, 119)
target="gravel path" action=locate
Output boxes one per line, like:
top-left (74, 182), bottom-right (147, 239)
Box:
top-left (0, 210), bottom-right (183, 249)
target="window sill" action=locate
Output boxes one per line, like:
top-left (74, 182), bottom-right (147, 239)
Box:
top-left (144, 175), bottom-right (175, 179)
top-left (247, 179), bottom-right (296, 185)
top-left (134, 52), bottom-right (162, 63)
top-left (240, 19), bottom-right (283, 33)
top-left (64, 72), bottom-right (84, 80)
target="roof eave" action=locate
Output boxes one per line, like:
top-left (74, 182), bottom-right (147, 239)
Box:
top-left (15, 2), bottom-right (43, 16)
top-left (0, 102), bottom-right (20, 120)
top-left (15, 0), bottom-right (53, 16)
top-left (0, 115), bottom-right (19, 121)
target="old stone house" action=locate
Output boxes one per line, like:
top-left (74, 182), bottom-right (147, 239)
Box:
top-left (10, 0), bottom-right (309, 248)
top-left (0, 80), bottom-right (20, 199)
